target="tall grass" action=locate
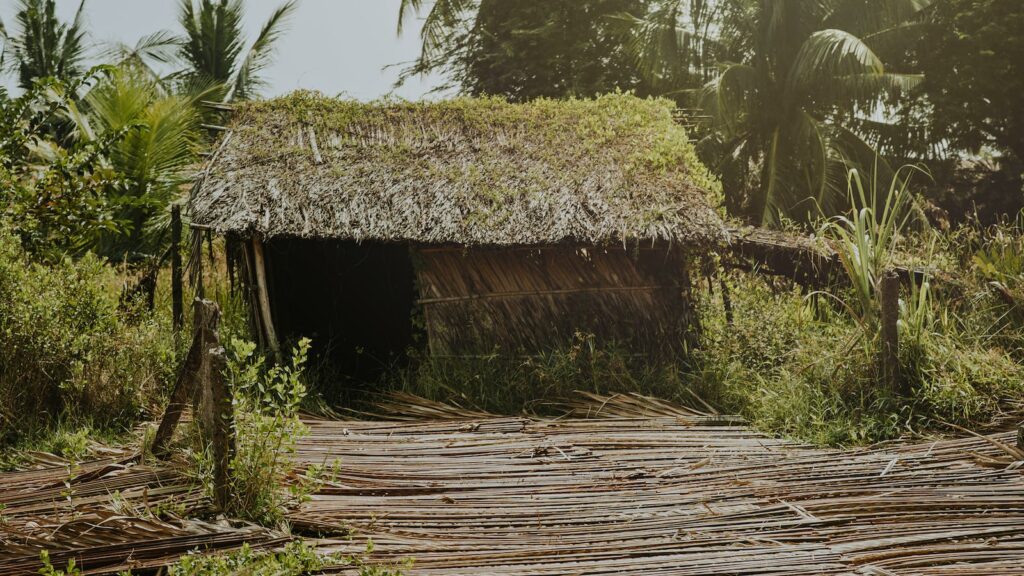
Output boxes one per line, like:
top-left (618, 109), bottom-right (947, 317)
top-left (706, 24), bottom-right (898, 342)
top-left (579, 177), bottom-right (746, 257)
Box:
top-left (819, 166), bottom-right (922, 352)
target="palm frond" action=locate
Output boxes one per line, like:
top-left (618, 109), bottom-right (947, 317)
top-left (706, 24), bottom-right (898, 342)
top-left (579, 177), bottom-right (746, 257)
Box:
top-left (232, 0), bottom-right (297, 101)
top-left (607, 4), bottom-right (693, 88)
top-left (702, 63), bottom-right (759, 138)
top-left (409, 0), bottom-right (475, 63)
top-left (820, 0), bottom-right (932, 36)
top-left (785, 29), bottom-right (884, 98)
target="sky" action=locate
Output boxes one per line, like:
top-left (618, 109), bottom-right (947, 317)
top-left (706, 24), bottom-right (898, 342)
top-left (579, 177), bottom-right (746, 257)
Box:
top-left (0, 0), bottom-right (451, 100)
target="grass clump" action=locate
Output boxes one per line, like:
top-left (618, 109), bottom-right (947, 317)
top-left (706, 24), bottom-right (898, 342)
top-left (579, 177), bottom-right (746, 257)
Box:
top-left (0, 225), bottom-right (175, 447)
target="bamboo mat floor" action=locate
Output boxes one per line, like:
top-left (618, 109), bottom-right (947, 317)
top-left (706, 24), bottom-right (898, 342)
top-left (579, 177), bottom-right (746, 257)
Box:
top-left (2, 393), bottom-right (1023, 575)
top-left (296, 394), bottom-right (1024, 575)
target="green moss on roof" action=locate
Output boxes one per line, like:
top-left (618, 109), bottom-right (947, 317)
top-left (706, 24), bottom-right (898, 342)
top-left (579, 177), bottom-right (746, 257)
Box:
top-left (191, 91), bottom-right (726, 246)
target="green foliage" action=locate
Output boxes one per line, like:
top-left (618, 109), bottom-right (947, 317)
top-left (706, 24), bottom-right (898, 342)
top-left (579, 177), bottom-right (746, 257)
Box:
top-left (168, 541), bottom-right (328, 576)
top-left (917, 0), bottom-right (1024, 165)
top-left (1, 78), bottom-right (131, 258)
top-left (820, 166), bottom-right (921, 350)
top-left (693, 270), bottom-right (1024, 446)
top-left (71, 65), bottom-right (204, 259)
top-left (167, 539), bottom-right (410, 576)
top-left (39, 550), bottom-right (81, 576)
top-left (399, 0), bottom-right (652, 101)
top-left (0, 225), bottom-right (175, 446)
top-left (618, 0), bottom-right (929, 224)
top-left (0, 0), bottom-right (88, 90)
top-left (222, 337), bottom-right (313, 526)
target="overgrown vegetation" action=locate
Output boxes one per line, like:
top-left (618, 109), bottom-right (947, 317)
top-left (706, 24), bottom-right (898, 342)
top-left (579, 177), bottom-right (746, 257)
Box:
top-left (0, 224), bottom-right (174, 446)
top-left (387, 335), bottom-right (692, 415)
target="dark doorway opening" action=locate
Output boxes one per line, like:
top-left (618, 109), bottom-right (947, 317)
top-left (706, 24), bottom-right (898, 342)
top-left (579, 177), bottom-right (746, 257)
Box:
top-left (263, 238), bottom-right (419, 384)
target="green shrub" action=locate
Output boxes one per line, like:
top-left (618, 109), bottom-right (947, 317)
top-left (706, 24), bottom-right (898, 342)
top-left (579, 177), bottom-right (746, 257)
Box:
top-left (168, 539), bottom-right (410, 576)
top-left (694, 269), bottom-right (1024, 446)
top-left (0, 226), bottom-right (175, 445)
top-left (169, 541), bottom-right (327, 576)
top-left (222, 337), bottom-right (315, 527)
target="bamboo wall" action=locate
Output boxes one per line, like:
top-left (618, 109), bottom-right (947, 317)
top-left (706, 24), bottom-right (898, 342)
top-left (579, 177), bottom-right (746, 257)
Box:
top-left (413, 244), bottom-right (698, 357)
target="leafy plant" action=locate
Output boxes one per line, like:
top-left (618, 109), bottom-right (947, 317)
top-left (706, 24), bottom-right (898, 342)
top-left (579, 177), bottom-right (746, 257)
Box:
top-left (820, 165), bottom-right (921, 345)
top-left (0, 224), bottom-right (175, 446)
top-left (223, 337), bottom-right (313, 526)
top-left (38, 550), bottom-right (81, 576)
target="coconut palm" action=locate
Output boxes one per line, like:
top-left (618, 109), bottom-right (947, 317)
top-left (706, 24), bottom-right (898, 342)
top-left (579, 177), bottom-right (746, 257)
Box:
top-left (0, 0), bottom-right (89, 90)
top-left (66, 65), bottom-right (206, 258)
top-left (177, 0), bottom-right (298, 102)
top-left (622, 0), bottom-right (930, 225)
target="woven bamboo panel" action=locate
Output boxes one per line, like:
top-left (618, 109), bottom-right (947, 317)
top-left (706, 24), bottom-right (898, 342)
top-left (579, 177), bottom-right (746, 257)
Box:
top-left (414, 245), bottom-right (698, 357)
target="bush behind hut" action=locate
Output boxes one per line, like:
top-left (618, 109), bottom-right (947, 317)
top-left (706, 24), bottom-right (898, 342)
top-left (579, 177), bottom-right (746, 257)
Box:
top-left (0, 225), bottom-right (175, 446)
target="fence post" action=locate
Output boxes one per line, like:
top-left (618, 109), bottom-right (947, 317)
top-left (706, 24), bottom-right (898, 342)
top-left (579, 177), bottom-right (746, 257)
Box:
top-left (879, 269), bottom-right (902, 394)
top-left (152, 299), bottom-right (220, 457)
top-left (202, 346), bottom-right (234, 512)
top-left (171, 204), bottom-right (184, 336)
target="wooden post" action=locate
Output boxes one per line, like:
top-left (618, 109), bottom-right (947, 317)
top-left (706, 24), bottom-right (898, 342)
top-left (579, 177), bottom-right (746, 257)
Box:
top-left (251, 236), bottom-right (281, 362)
top-left (879, 269), bottom-right (901, 394)
top-left (202, 346), bottom-right (234, 512)
top-left (719, 278), bottom-right (734, 325)
top-left (171, 205), bottom-right (184, 335)
top-left (152, 299), bottom-right (220, 457)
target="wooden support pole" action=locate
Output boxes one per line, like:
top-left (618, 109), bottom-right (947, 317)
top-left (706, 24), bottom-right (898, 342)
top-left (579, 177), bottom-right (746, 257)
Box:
top-left (251, 236), bottom-right (281, 363)
top-left (879, 269), bottom-right (901, 394)
top-left (151, 299), bottom-right (220, 457)
top-left (171, 204), bottom-right (184, 335)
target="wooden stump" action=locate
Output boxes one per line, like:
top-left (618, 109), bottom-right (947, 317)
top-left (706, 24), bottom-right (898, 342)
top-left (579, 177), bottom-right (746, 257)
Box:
top-left (151, 299), bottom-right (221, 457)
top-left (202, 346), bottom-right (234, 511)
top-left (878, 269), bottom-right (902, 395)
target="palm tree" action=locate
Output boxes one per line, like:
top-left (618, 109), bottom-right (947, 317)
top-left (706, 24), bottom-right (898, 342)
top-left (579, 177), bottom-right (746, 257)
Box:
top-left (177, 0), bottom-right (298, 102)
top-left (0, 0), bottom-right (88, 90)
top-left (623, 0), bottom-right (930, 225)
top-left (66, 65), bottom-right (206, 258)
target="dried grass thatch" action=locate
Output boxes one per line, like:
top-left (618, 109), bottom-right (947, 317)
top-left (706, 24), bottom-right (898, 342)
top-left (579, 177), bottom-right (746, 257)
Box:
top-left (189, 91), bottom-right (727, 246)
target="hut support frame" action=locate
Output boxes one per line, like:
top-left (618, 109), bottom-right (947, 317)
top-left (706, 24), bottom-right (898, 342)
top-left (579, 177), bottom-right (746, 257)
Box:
top-left (251, 236), bottom-right (281, 362)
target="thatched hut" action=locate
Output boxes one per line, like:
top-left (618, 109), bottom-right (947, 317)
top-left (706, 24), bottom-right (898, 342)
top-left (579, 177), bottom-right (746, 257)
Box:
top-left (190, 92), bottom-right (727, 376)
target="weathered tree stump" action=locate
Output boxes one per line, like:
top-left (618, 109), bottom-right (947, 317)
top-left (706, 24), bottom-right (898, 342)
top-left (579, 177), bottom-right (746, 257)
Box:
top-left (201, 346), bottom-right (234, 511)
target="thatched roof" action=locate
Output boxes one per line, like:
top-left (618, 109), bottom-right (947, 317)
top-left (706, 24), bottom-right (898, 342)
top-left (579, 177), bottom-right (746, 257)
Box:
top-left (190, 91), bottom-right (727, 246)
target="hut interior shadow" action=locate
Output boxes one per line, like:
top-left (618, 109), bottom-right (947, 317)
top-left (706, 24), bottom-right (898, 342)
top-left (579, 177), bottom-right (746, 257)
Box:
top-left (263, 238), bottom-right (420, 384)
